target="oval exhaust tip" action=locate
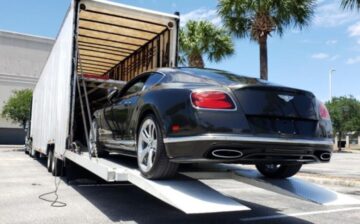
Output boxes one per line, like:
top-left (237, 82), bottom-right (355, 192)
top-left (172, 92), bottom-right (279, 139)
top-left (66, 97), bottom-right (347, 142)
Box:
top-left (320, 152), bottom-right (331, 161)
top-left (211, 149), bottom-right (243, 159)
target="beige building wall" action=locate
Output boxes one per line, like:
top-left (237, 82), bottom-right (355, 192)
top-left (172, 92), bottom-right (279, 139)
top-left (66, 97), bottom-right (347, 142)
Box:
top-left (0, 30), bottom-right (54, 128)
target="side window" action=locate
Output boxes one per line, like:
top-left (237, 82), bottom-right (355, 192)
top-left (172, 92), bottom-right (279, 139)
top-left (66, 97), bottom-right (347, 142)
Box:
top-left (143, 73), bottom-right (164, 90)
top-left (123, 79), bottom-right (146, 97)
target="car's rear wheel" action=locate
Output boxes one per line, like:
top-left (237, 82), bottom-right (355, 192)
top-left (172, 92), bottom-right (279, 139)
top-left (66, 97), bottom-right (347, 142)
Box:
top-left (89, 119), bottom-right (108, 158)
top-left (137, 114), bottom-right (178, 179)
top-left (255, 163), bottom-right (302, 179)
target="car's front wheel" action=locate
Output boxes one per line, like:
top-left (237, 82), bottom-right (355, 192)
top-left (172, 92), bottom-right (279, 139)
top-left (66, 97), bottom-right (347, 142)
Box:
top-left (255, 163), bottom-right (302, 179)
top-left (137, 115), bottom-right (178, 179)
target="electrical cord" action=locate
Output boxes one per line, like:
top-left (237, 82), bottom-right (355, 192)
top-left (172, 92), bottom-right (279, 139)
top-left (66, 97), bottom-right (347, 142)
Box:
top-left (38, 150), bottom-right (67, 208)
top-left (38, 175), bottom-right (67, 207)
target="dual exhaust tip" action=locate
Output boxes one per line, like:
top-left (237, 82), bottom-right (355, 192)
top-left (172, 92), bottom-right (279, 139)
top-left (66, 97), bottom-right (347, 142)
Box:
top-left (211, 149), bottom-right (243, 159)
top-left (319, 152), bottom-right (331, 161)
top-left (211, 150), bottom-right (332, 161)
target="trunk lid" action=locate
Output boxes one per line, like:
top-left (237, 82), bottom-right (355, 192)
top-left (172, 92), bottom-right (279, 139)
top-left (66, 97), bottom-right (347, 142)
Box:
top-left (232, 86), bottom-right (318, 137)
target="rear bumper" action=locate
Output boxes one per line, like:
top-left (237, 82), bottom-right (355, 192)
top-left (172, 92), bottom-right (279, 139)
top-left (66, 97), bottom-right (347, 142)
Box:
top-left (163, 134), bottom-right (333, 164)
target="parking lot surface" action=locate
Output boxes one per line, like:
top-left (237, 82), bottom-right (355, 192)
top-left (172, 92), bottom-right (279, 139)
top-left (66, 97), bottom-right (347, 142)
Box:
top-left (0, 146), bottom-right (359, 224)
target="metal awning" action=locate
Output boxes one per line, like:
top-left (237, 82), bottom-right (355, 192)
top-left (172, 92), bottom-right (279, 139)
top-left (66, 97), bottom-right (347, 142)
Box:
top-left (76, 0), bottom-right (177, 76)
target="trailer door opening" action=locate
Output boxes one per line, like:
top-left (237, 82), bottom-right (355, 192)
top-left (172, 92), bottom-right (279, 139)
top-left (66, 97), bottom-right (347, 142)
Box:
top-left (76, 0), bottom-right (178, 81)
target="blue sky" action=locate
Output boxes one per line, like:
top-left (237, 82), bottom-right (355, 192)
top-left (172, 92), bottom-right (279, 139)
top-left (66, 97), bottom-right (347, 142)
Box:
top-left (1, 0), bottom-right (359, 102)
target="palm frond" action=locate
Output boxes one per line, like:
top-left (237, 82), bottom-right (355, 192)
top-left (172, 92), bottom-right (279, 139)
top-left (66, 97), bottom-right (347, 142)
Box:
top-left (179, 20), bottom-right (235, 66)
top-left (341, 0), bottom-right (360, 10)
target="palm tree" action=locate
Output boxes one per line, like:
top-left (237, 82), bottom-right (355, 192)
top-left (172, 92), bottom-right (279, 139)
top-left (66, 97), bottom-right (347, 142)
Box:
top-left (179, 20), bottom-right (234, 68)
top-left (341, 0), bottom-right (360, 10)
top-left (218, 0), bottom-right (315, 80)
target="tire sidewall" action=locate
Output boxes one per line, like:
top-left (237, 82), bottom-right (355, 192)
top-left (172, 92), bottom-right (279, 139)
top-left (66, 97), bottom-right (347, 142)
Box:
top-left (47, 150), bottom-right (53, 172)
top-left (136, 114), bottom-right (164, 177)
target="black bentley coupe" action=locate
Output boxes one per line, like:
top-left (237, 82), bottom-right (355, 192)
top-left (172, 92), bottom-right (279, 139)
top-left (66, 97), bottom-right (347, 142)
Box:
top-left (90, 68), bottom-right (333, 179)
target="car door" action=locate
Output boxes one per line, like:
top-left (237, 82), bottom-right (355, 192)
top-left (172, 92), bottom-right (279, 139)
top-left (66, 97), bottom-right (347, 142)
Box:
top-left (111, 77), bottom-right (148, 142)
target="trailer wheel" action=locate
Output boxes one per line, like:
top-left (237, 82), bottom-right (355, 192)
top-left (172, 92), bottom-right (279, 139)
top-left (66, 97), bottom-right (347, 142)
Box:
top-left (51, 153), bottom-right (63, 177)
top-left (30, 148), bottom-right (40, 159)
top-left (256, 164), bottom-right (302, 179)
top-left (89, 119), bottom-right (108, 158)
top-left (47, 150), bottom-right (53, 172)
top-left (137, 114), bottom-right (178, 179)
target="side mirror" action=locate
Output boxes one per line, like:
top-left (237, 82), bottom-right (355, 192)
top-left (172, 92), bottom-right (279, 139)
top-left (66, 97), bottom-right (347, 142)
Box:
top-left (107, 87), bottom-right (118, 102)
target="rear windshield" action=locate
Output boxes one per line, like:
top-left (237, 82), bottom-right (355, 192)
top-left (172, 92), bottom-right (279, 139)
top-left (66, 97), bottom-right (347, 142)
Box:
top-left (178, 68), bottom-right (262, 86)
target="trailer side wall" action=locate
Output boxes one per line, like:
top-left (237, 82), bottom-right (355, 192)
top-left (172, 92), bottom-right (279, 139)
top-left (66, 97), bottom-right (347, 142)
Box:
top-left (30, 6), bottom-right (75, 156)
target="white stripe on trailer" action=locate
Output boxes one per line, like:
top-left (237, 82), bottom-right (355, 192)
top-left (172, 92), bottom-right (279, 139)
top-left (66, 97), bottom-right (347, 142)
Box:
top-left (65, 151), bottom-right (249, 214)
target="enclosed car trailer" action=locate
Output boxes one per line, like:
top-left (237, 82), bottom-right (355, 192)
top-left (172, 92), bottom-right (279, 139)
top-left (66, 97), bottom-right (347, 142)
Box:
top-left (28, 0), bottom-right (360, 214)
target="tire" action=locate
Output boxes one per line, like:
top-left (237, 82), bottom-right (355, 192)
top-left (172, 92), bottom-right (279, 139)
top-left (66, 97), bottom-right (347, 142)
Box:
top-left (47, 150), bottom-right (53, 172)
top-left (136, 114), bottom-right (178, 179)
top-left (256, 163), bottom-right (302, 179)
top-left (26, 139), bottom-right (32, 156)
top-left (52, 154), bottom-right (63, 177)
top-left (30, 148), bottom-right (40, 159)
top-left (89, 119), bottom-right (109, 158)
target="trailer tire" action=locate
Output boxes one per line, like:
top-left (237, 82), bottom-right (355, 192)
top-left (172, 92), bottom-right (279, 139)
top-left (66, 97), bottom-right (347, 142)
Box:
top-left (30, 148), bottom-right (40, 159)
top-left (47, 150), bottom-right (53, 172)
top-left (256, 163), bottom-right (302, 179)
top-left (137, 114), bottom-right (178, 179)
top-left (26, 138), bottom-right (32, 156)
top-left (51, 154), bottom-right (63, 177)
top-left (89, 119), bottom-right (109, 158)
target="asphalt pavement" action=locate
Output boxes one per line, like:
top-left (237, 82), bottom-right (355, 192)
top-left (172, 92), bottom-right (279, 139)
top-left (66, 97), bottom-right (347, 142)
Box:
top-left (0, 146), bottom-right (359, 224)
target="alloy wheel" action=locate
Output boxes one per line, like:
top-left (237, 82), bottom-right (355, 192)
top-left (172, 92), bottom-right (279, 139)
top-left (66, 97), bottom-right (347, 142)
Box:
top-left (137, 118), bottom-right (158, 172)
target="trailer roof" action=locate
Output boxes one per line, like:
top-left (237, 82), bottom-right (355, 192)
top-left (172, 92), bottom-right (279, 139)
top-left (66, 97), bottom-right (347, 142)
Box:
top-left (77, 0), bottom-right (179, 76)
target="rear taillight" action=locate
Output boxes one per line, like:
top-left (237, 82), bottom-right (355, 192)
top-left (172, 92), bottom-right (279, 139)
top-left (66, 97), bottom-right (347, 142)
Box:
top-left (319, 102), bottom-right (330, 120)
top-left (191, 91), bottom-right (235, 110)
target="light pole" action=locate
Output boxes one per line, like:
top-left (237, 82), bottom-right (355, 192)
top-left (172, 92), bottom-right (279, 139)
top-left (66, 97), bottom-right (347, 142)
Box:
top-left (329, 69), bottom-right (336, 101)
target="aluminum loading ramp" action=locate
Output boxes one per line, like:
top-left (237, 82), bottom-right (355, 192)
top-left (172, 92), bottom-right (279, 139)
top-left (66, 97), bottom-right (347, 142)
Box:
top-left (65, 151), bottom-right (249, 214)
top-left (65, 151), bottom-right (360, 214)
top-left (181, 164), bottom-right (360, 206)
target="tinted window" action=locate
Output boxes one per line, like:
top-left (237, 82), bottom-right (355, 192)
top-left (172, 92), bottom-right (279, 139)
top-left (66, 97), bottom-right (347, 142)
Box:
top-left (143, 73), bottom-right (164, 90)
top-left (123, 79), bottom-right (146, 96)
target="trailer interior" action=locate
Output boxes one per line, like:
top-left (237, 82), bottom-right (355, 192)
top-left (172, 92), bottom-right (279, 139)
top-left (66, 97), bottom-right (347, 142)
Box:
top-left (72, 0), bottom-right (178, 146)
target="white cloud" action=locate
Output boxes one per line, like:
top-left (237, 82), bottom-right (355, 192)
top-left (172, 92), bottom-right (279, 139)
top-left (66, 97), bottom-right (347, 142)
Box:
top-left (180, 8), bottom-right (221, 27)
top-left (326, 40), bottom-right (338, 45)
top-left (314, 2), bottom-right (359, 27)
top-left (346, 56), bottom-right (360, 64)
top-left (311, 53), bottom-right (340, 61)
top-left (311, 53), bottom-right (330, 59)
top-left (348, 22), bottom-right (360, 37)
top-left (357, 40), bottom-right (360, 45)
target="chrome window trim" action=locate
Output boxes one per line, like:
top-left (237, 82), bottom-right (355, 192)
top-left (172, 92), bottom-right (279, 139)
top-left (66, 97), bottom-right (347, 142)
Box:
top-left (163, 134), bottom-right (333, 146)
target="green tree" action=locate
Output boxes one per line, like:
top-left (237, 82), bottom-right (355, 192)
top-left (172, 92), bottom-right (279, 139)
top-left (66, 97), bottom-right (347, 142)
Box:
top-left (2, 89), bottom-right (33, 128)
top-left (218, 0), bottom-right (315, 80)
top-left (179, 20), bottom-right (235, 68)
top-left (325, 96), bottom-right (360, 151)
top-left (341, 0), bottom-right (360, 10)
